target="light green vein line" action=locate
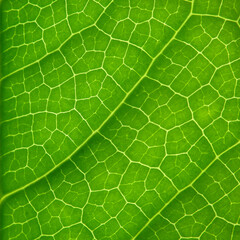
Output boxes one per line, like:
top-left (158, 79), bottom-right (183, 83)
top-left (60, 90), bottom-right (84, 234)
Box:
top-left (133, 140), bottom-right (240, 240)
top-left (0, 0), bottom-right (114, 82)
top-left (0, 1), bottom-right (193, 204)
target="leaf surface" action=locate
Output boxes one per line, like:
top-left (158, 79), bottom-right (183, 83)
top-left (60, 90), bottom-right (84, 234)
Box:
top-left (1, 0), bottom-right (240, 239)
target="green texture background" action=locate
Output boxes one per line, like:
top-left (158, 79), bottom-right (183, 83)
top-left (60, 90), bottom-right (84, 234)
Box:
top-left (1, 0), bottom-right (240, 239)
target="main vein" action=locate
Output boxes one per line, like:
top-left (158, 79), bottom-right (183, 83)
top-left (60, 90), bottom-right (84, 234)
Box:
top-left (0, 2), bottom-right (193, 204)
top-left (133, 139), bottom-right (240, 239)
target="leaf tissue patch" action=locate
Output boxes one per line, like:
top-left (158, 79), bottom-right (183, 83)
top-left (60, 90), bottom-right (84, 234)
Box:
top-left (1, 0), bottom-right (240, 239)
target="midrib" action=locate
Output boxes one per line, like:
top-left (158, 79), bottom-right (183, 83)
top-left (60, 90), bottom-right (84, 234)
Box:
top-left (0, 2), bottom-right (193, 204)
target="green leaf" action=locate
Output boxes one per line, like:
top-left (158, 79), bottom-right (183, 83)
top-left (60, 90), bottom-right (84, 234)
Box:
top-left (1, 0), bottom-right (240, 239)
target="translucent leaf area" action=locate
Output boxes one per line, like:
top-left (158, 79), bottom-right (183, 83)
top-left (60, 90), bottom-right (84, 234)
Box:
top-left (1, 0), bottom-right (240, 239)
